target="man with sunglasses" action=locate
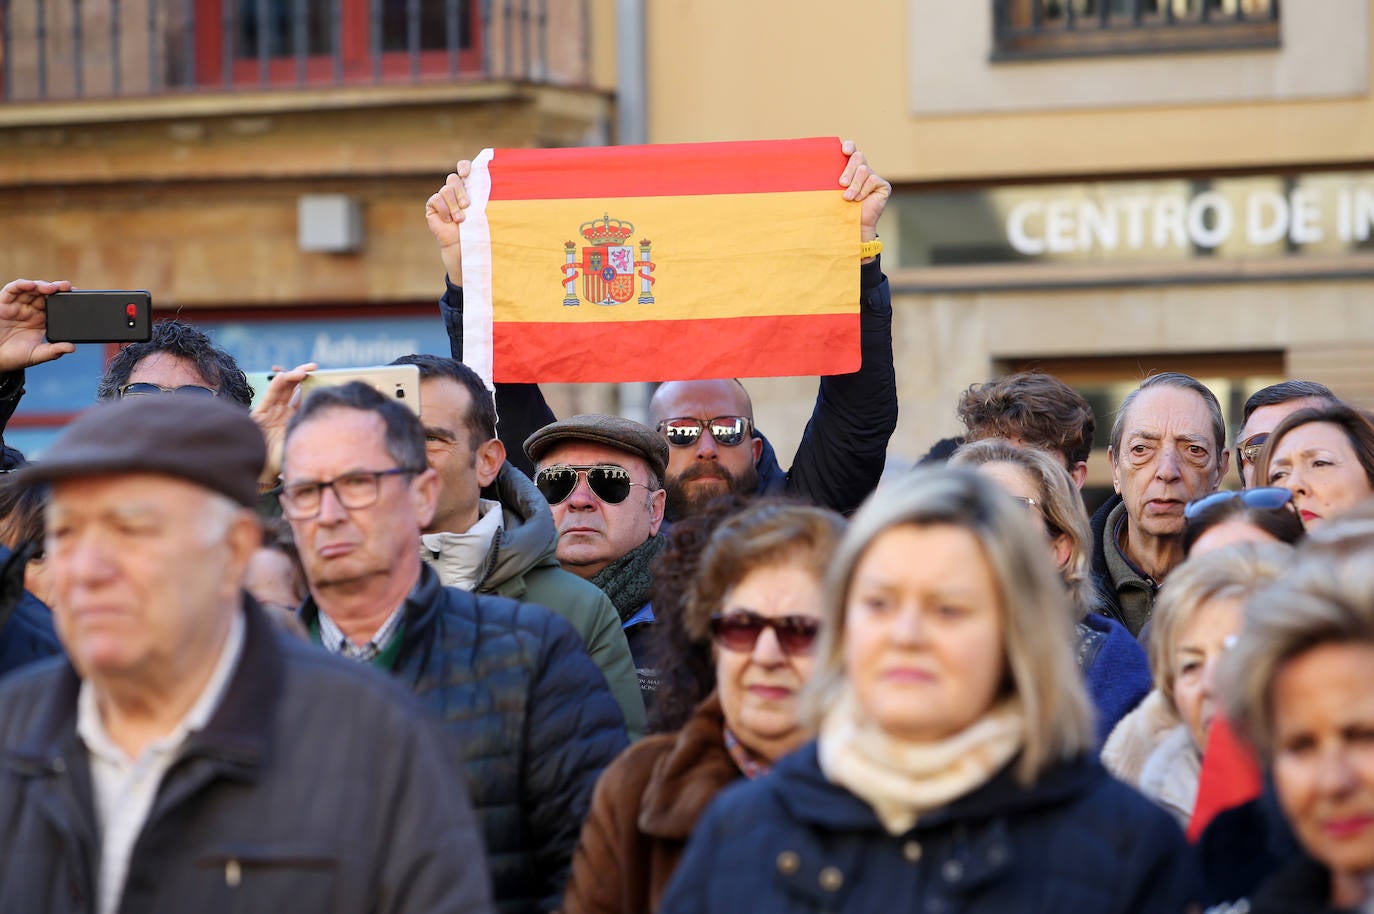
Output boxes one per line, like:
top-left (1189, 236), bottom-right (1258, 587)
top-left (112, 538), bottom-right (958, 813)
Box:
top-left (524, 415), bottom-right (668, 689)
top-left (0, 279), bottom-right (261, 494)
top-left (280, 382), bottom-right (628, 914)
top-left (1233, 380), bottom-right (1336, 488)
top-left (424, 142), bottom-right (897, 521)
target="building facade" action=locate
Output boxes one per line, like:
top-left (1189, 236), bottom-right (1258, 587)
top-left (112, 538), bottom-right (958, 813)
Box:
top-left (5, 0), bottom-right (1373, 492)
top-left (644, 0), bottom-right (1374, 491)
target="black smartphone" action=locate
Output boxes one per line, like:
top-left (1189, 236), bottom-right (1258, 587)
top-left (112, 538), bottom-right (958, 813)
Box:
top-left (45, 290), bottom-right (153, 344)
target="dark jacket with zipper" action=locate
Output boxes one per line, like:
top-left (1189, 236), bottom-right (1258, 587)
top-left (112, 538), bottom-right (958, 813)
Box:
top-left (659, 743), bottom-right (1197, 914)
top-left (0, 598), bottom-right (494, 914)
top-left (439, 256), bottom-right (898, 517)
top-left (300, 564), bottom-right (628, 914)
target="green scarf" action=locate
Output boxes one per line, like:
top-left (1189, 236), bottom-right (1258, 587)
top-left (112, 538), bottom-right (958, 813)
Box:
top-left (591, 533), bottom-right (666, 624)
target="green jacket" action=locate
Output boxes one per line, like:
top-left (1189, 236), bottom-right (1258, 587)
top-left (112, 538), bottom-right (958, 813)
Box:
top-left (422, 463), bottom-right (645, 738)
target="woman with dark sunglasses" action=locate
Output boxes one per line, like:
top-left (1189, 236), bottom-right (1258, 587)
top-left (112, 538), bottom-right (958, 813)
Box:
top-left (561, 501), bottom-right (844, 914)
top-left (658, 469), bottom-right (1197, 914)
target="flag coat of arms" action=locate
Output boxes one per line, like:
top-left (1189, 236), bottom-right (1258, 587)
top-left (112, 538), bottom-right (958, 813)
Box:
top-left (460, 137), bottom-right (862, 384)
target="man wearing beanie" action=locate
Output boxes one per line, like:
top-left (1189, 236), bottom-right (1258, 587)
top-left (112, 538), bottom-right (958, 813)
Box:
top-left (0, 396), bottom-right (493, 914)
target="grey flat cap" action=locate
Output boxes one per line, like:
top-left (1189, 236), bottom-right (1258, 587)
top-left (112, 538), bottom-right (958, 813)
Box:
top-left (18, 395), bottom-right (267, 508)
top-left (524, 414), bottom-right (669, 485)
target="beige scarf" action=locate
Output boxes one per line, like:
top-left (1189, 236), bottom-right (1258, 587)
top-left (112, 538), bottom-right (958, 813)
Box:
top-left (818, 688), bottom-right (1026, 835)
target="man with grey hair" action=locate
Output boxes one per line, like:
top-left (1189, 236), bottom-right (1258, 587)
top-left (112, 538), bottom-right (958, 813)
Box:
top-left (1234, 379), bottom-right (1337, 488)
top-left (280, 383), bottom-right (626, 914)
top-left (1090, 372), bottom-right (1230, 637)
top-left (0, 395), bottom-right (492, 913)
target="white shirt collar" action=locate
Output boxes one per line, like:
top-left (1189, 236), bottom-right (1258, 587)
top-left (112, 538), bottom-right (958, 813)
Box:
top-left (77, 609), bottom-right (246, 766)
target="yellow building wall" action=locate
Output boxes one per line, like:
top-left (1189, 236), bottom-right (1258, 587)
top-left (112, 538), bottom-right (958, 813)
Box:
top-left (644, 0), bottom-right (1374, 182)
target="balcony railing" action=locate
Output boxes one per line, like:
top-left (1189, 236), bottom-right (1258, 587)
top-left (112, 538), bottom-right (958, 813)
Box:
top-left (0, 0), bottom-right (591, 102)
top-left (993, 0), bottom-right (1280, 59)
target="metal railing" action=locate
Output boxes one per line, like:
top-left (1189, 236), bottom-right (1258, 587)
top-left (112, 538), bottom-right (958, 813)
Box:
top-left (993, 0), bottom-right (1281, 59)
top-left (0, 0), bottom-right (589, 102)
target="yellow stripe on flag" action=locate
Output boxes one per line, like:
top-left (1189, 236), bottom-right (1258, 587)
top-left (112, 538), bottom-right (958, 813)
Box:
top-left (487, 190), bottom-right (855, 324)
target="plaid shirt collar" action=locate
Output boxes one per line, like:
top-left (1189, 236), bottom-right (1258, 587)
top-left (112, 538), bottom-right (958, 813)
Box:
top-left (724, 726), bottom-right (773, 781)
top-left (317, 601), bottom-right (406, 663)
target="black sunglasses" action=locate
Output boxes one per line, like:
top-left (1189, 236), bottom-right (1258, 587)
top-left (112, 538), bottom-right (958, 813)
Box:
top-left (1184, 486), bottom-right (1294, 521)
top-left (656, 416), bottom-right (753, 449)
top-left (117, 382), bottom-right (219, 399)
top-left (535, 464), bottom-right (650, 506)
top-left (708, 610), bottom-right (820, 656)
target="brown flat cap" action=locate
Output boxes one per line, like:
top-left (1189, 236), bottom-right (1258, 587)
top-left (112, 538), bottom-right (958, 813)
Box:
top-left (524, 414), bottom-right (669, 485)
top-left (18, 395), bottom-right (267, 508)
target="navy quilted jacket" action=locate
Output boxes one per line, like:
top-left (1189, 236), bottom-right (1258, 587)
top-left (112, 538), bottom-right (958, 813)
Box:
top-left (660, 744), bottom-right (1197, 914)
top-left (302, 566), bottom-right (628, 914)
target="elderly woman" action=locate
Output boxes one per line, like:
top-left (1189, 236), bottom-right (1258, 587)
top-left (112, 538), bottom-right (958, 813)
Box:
top-left (659, 468), bottom-right (1195, 914)
top-left (1223, 525), bottom-right (1374, 912)
top-left (1255, 403), bottom-right (1374, 530)
top-left (561, 501), bottom-right (845, 914)
top-left (950, 438), bottom-right (1150, 745)
top-left (1102, 543), bottom-right (1290, 827)
top-left (1182, 487), bottom-right (1305, 557)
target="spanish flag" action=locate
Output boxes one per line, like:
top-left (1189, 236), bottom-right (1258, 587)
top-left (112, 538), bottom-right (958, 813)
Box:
top-left (459, 137), bottom-right (862, 384)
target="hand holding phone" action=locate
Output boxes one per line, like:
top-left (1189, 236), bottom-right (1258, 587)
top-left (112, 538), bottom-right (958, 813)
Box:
top-left (0, 278), bottom-right (77, 372)
top-left (45, 290), bottom-right (152, 344)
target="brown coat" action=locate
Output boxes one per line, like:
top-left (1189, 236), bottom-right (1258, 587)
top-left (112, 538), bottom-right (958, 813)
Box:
top-left (561, 694), bottom-right (741, 914)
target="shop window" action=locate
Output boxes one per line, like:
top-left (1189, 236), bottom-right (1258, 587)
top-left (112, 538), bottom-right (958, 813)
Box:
top-left (992, 0), bottom-right (1280, 60)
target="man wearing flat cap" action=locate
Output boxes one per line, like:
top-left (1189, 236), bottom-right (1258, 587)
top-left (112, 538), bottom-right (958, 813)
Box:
top-left (0, 395), bottom-right (493, 914)
top-left (525, 414), bottom-right (669, 687)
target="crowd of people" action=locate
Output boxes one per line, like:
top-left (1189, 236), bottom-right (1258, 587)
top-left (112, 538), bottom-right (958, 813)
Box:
top-left (0, 141), bottom-right (1371, 914)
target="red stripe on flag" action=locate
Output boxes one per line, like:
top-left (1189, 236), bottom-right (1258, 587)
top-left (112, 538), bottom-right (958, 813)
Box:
top-left (491, 313), bottom-right (861, 384)
top-left (487, 138), bottom-right (844, 200)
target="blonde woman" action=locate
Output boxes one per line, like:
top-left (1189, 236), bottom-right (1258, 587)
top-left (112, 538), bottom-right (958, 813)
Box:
top-left (951, 439), bottom-right (1151, 745)
top-left (1104, 543), bottom-right (1291, 827)
top-left (659, 468), bottom-right (1195, 914)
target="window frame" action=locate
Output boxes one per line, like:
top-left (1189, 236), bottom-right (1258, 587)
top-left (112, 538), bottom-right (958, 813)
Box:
top-left (992, 0), bottom-right (1281, 62)
top-left (192, 0), bottom-right (483, 89)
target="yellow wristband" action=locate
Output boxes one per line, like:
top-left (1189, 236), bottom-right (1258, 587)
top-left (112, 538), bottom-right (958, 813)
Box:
top-left (859, 239), bottom-right (883, 259)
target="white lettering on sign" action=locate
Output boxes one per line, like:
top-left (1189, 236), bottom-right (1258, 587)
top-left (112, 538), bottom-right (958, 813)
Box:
top-left (1004, 184), bottom-right (1374, 256)
top-left (309, 334), bottom-right (420, 365)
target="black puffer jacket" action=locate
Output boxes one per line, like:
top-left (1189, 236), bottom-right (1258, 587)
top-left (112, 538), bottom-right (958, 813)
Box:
top-left (440, 256), bottom-right (898, 517)
top-left (302, 565), bottom-right (628, 914)
top-left (0, 599), bottom-right (494, 914)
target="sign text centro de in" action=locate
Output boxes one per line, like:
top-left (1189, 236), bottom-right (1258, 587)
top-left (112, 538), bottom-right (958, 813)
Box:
top-left (1006, 186), bottom-right (1374, 256)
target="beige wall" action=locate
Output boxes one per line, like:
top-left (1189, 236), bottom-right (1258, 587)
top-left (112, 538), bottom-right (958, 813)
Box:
top-left (644, 0), bottom-right (1374, 182)
top-left (0, 89), bottom-right (611, 301)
